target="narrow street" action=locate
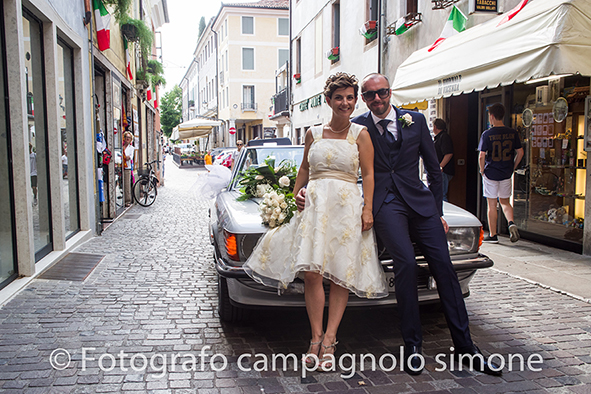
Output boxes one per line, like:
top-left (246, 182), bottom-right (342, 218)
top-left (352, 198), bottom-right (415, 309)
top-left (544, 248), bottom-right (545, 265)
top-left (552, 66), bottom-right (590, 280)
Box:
top-left (0, 157), bottom-right (590, 393)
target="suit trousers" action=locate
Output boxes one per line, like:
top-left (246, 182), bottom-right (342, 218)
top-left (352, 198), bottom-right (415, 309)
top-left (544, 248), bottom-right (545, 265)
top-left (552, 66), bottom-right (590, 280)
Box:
top-left (373, 196), bottom-right (474, 350)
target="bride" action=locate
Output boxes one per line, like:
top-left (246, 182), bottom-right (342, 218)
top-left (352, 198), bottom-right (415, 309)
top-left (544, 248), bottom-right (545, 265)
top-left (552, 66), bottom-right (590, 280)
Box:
top-left (243, 73), bottom-right (387, 371)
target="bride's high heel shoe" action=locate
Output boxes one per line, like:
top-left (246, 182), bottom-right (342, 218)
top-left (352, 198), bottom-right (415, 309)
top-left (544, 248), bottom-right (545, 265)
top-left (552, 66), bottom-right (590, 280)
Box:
top-left (303, 335), bottom-right (324, 368)
top-left (317, 339), bottom-right (338, 372)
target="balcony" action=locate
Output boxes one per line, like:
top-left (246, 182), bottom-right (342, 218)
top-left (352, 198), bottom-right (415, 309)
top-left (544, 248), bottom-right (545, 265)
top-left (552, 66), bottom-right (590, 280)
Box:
top-left (241, 102), bottom-right (257, 112)
top-left (272, 88), bottom-right (288, 115)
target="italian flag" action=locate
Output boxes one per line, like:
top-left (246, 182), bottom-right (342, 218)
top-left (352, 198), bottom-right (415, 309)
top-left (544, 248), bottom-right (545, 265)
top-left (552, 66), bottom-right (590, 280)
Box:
top-left (124, 37), bottom-right (133, 80)
top-left (497, 0), bottom-right (528, 26)
top-left (146, 85), bottom-right (152, 101)
top-left (393, 17), bottom-right (411, 36)
top-left (428, 5), bottom-right (467, 52)
top-left (93, 0), bottom-right (110, 51)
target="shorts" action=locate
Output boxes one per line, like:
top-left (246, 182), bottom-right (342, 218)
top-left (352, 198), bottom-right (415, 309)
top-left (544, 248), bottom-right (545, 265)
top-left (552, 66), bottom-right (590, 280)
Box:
top-left (482, 174), bottom-right (512, 199)
top-left (30, 175), bottom-right (37, 188)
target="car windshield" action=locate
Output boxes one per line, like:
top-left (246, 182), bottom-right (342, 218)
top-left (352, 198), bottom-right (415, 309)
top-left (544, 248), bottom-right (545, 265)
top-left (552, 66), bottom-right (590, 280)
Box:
top-left (231, 146), bottom-right (304, 190)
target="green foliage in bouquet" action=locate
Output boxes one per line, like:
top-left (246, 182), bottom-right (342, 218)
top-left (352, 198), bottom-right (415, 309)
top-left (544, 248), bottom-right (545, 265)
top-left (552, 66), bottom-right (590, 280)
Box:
top-left (236, 157), bottom-right (299, 228)
top-left (236, 157), bottom-right (297, 201)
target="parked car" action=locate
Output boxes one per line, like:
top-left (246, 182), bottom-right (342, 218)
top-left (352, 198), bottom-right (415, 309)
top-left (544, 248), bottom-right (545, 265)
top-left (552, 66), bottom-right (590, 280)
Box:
top-left (213, 148), bottom-right (236, 167)
top-left (209, 141), bottom-right (494, 322)
top-left (177, 143), bottom-right (195, 155)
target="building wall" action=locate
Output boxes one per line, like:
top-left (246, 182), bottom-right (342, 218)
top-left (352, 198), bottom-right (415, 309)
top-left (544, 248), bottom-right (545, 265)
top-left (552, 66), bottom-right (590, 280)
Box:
top-left (290, 0), bottom-right (379, 133)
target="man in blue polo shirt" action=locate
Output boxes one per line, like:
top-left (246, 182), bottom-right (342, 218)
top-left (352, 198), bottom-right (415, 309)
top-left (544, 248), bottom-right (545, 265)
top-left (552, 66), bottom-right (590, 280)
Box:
top-left (478, 103), bottom-right (524, 243)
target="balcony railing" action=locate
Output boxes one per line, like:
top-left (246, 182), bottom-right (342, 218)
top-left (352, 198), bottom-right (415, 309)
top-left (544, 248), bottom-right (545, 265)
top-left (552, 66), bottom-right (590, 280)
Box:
top-left (272, 88), bottom-right (288, 115)
top-left (241, 102), bottom-right (257, 112)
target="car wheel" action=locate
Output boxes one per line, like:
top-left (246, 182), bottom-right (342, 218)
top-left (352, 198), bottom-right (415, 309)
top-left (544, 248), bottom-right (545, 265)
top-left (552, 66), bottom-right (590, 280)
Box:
top-left (217, 276), bottom-right (244, 323)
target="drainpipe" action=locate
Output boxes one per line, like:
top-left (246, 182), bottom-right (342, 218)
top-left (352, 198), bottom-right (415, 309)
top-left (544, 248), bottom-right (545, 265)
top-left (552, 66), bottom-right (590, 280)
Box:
top-left (378, 0), bottom-right (385, 74)
top-left (211, 24), bottom-right (219, 150)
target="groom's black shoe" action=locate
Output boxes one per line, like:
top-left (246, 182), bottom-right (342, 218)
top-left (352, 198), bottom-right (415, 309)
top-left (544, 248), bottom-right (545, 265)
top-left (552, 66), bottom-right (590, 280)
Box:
top-left (403, 345), bottom-right (424, 376)
top-left (455, 346), bottom-right (503, 376)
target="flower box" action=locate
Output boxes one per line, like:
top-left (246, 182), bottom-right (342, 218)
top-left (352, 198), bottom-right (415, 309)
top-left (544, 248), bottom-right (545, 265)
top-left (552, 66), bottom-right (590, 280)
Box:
top-left (364, 20), bottom-right (377, 30)
top-left (293, 73), bottom-right (301, 84)
top-left (327, 47), bottom-right (339, 61)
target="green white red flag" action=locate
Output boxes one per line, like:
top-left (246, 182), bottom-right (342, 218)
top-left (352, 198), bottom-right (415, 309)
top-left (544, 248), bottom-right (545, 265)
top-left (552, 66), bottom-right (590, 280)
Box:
top-left (93, 0), bottom-right (110, 51)
top-left (124, 37), bottom-right (133, 80)
top-left (146, 85), bottom-right (152, 101)
top-left (393, 17), bottom-right (410, 35)
top-left (428, 5), bottom-right (467, 52)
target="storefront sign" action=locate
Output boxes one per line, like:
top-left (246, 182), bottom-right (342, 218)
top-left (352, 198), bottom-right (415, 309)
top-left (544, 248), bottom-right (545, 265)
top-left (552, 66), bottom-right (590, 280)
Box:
top-left (469, 0), bottom-right (498, 13)
top-left (299, 94), bottom-right (323, 112)
top-left (437, 75), bottom-right (462, 95)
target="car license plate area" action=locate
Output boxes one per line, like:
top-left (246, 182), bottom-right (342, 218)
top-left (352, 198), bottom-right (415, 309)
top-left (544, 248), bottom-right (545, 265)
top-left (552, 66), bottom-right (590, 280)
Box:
top-left (384, 271), bottom-right (433, 292)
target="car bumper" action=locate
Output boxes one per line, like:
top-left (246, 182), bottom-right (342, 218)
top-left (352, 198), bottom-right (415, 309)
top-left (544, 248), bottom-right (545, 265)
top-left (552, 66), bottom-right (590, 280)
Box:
top-left (215, 250), bottom-right (493, 307)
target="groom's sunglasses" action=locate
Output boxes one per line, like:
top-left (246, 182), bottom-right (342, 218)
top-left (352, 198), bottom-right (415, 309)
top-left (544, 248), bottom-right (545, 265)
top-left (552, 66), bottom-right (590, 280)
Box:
top-left (361, 88), bottom-right (390, 101)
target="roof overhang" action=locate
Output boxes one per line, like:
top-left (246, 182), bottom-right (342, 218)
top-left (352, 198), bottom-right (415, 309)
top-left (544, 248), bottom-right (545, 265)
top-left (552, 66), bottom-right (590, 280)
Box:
top-left (171, 118), bottom-right (222, 140)
top-left (391, 0), bottom-right (591, 105)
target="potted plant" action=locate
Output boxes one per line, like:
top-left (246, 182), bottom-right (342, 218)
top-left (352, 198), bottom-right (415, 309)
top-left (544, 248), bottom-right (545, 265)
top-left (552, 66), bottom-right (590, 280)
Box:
top-left (361, 21), bottom-right (378, 40)
top-left (293, 73), bottom-right (301, 84)
top-left (102, 0), bottom-right (132, 23)
top-left (120, 17), bottom-right (153, 60)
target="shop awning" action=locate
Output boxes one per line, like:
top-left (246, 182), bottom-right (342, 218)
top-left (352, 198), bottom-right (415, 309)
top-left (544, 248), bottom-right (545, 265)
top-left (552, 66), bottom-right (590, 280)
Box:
top-left (171, 118), bottom-right (222, 140)
top-left (391, 0), bottom-right (591, 105)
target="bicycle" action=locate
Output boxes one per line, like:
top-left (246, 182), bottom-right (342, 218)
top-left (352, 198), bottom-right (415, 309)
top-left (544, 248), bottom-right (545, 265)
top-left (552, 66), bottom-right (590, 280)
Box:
top-left (133, 160), bottom-right (160, 207)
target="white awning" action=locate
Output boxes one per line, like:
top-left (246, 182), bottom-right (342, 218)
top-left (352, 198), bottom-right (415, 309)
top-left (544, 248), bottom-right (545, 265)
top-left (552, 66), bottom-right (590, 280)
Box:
top-left (391, 0), bottom-right (591, 105)
top-left (171, 118), bottom-right (222, 140)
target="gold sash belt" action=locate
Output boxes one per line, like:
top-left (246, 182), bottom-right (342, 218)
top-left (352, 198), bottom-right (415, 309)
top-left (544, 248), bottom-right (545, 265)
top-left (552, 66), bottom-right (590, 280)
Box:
top-left (309, 170), bottom-right (357, 184)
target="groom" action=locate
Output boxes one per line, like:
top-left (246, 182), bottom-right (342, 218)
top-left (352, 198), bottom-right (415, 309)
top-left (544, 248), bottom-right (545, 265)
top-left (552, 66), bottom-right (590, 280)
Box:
top-left (297, 73), bottom-right (501, 376)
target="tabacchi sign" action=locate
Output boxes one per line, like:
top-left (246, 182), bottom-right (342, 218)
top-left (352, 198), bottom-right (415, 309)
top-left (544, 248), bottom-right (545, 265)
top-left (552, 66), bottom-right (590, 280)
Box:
top-left (470, 0), bottom-right (498, 13)
top-left (437, 74), bottom-right (462, 96)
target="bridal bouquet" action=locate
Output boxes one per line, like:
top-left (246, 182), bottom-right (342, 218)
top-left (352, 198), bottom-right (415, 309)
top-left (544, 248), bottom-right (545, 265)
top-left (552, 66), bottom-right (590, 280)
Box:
top-left (236, 157), bottom-right (298, 228)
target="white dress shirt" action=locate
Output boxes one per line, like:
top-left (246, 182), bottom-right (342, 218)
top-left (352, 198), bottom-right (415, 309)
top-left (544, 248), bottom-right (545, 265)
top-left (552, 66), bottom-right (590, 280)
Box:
top-left (370, 106), bottom-right (398, 140)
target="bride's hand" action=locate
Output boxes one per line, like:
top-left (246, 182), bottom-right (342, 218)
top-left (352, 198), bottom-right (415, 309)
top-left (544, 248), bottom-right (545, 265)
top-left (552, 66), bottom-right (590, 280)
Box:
top-left (361, 206), bottom-right (373, 231)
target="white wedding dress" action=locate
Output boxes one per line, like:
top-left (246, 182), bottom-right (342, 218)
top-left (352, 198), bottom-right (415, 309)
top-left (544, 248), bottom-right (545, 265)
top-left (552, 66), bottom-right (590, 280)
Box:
top-left (243, 123), bottom-right (388, 299)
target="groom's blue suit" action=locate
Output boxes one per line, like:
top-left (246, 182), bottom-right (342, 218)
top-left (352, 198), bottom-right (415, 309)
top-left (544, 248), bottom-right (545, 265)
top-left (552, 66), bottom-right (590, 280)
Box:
top-left (352, 105), bottom-right (474, 351)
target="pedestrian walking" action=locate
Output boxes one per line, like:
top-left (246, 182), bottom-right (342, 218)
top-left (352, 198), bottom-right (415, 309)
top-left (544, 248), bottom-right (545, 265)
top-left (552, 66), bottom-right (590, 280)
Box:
top-left (433, 118), bottom-right (454, 202)
top-left (478, 102), bottom-right (524, 243)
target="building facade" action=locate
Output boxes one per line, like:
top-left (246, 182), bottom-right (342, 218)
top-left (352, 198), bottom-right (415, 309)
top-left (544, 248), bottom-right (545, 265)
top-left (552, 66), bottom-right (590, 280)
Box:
top-left (0, 0), bottom-right (167, 294)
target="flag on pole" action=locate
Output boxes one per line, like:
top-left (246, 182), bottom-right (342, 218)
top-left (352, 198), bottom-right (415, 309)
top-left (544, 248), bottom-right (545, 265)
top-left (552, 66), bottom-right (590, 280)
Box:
top-left (124, 37), bottom-right (133, 80)
top-left (428, 5), bottom-right (467, 52)
top-left (497, 0), bottom-right (528, 26)
top-left (146, 85), bottom-right (152, 101)
top-left (393, 17), bottom-right (411, 36)
top-left (92, 0), bottom-right (111, 51)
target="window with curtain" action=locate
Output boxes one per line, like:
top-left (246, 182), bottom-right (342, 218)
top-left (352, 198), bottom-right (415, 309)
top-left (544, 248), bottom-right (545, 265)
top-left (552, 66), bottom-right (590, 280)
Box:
top-left (242, 16), bottom-right (254, 34)
top-left (278, 18), bottom-right (289, 36)
top-left (242, 48), bottom-right (254, 70)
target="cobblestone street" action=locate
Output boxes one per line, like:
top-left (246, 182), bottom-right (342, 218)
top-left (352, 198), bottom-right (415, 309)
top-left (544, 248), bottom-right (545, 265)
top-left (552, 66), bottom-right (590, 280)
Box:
top-left (0, 158), bottom-right (590, 393)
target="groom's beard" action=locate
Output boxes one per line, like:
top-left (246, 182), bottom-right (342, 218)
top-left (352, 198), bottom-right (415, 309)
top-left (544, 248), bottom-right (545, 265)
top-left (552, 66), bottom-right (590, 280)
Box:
top-left (369, 100), bottom-right (390, 117)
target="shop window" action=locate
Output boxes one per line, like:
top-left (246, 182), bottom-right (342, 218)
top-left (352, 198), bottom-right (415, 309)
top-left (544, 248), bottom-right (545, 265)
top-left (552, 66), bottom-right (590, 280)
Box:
top-left (57, 39), bottom-right (80, 238)
top-left (23, 10), bottom-right (53, 260)
top-left (0, 2), bottom-right (18, 287)
top-left (512, 79), bottom-right (588, 247)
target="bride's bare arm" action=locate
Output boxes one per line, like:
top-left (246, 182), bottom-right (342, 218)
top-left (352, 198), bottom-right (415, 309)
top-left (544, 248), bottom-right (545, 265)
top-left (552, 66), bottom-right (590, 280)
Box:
top-left (357, 128), bottom-right (375, 231)
top-left (293, 129), bottom-right (314, 198)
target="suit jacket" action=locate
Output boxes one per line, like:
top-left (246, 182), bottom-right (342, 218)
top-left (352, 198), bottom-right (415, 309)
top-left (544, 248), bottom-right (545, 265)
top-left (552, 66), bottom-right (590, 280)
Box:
top-left (352, 105), bottom-right (443, 218)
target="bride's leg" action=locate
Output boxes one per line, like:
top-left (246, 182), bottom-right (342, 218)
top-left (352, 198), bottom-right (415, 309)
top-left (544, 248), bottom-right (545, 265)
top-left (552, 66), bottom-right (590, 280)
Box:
top-left (319, 282), bottom-right (348, 369)
top-left (304, 272), bottom-right (325, 351)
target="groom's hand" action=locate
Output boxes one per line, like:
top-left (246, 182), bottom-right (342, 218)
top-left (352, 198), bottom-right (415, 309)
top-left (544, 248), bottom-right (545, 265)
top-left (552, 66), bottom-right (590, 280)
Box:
top-left (296, 188), bottom-right (307, 212)
top-left (441, 217), bottom-right (449, 233)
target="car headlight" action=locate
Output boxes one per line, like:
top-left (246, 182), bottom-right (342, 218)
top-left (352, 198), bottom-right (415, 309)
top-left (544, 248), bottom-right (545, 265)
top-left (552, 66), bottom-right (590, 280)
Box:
top-left (447, 227), bottom-right (480, 255)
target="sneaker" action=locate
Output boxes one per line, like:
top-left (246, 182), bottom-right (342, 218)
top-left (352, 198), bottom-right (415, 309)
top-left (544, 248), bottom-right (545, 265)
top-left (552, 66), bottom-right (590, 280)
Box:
top-left (508, 224), bottom-right (520, 243)
top-left (483, 234), bottom-right (498, 244)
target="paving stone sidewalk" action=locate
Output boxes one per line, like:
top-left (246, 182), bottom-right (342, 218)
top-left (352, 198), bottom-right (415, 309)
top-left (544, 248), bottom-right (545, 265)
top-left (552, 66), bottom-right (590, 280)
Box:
top-left (0, 158), bottom-right (590, 393)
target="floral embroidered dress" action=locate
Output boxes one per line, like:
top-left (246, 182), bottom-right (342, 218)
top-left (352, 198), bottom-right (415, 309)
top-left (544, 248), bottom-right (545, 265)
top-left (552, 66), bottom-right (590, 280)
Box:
top-left (243, 123), bottom-right (388, 299)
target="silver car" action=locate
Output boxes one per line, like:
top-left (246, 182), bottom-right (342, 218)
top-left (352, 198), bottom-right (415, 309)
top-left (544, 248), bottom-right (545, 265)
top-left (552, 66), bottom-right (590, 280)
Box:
top-left (209, 139), bottom-right (493, 322)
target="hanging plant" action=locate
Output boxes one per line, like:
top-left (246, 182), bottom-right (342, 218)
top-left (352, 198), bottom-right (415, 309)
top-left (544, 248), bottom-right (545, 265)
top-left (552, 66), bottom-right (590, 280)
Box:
top-left (120, 16), bottom-right (153, 60)
top-left (147, 60), bottom-right (166, 87)
top-left (102, 0), bottom-right (132, 24)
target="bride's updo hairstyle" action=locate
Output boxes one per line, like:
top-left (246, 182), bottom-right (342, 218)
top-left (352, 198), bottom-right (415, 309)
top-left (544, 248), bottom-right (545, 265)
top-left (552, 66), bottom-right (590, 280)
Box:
top-left (323, 73), bottom-right (359, 100)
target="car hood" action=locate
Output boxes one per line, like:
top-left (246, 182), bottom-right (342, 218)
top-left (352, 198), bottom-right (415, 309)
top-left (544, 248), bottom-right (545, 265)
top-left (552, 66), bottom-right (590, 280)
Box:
top-left (216, 191), bottom-right (482, 234)
top-left (442, 202), bottom-right (482, 227)
top-left (216, 190), bottom-right (267, 234)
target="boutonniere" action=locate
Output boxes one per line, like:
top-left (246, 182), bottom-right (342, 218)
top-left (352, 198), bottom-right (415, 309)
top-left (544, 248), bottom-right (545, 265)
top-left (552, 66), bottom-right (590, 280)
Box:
top-left (398, 113), bottom-right (414, 128)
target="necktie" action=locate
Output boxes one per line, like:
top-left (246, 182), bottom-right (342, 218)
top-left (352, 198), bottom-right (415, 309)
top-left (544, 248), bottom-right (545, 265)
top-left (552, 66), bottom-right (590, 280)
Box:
top-left (378, 119), bottom-right (395, 143)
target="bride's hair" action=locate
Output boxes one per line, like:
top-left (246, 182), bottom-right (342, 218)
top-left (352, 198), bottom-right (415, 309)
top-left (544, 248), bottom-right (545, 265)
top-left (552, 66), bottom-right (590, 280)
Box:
top-left (323, 73), bottom-right (358, 99)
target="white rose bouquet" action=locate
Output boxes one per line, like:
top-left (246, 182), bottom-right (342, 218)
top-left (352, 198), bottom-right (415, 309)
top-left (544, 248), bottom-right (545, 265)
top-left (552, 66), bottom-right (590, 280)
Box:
top-left (236, 157), bottom-right (298, 227)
